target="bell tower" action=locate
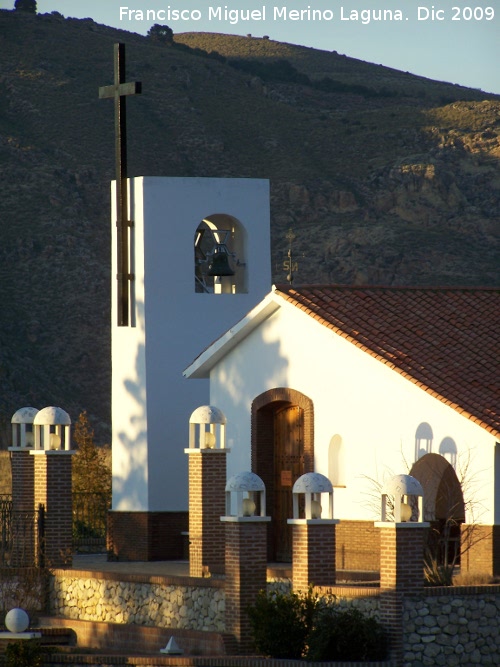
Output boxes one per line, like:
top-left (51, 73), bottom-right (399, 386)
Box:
top-left (108, 176), bottom-right (271, 561)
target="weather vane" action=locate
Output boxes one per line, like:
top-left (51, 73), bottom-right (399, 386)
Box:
top-left (284, 229), bottom-right (297, 285)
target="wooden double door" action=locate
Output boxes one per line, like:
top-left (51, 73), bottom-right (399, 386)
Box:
top-left (272, 404), bottom-right (304, 562)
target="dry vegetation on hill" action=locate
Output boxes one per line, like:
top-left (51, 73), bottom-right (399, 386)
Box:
top-left (0, 9), bottom-right (498, 444)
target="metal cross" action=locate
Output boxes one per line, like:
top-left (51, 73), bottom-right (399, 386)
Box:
top-left (99, 43), bottom-right (141, 327)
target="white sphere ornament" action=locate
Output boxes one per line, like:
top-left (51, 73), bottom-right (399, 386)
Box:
top-left (311, 500), bottom-right (322, 519)
top-left (5, 607), bottom-right (29, 633)
top-left (400, 502), bottom-right (413, 522)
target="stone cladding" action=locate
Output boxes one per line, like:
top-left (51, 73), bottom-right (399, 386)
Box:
top-left (49, 571), bottom-right (225, 632)
top-left (403, 588), bottom-right (500, 666)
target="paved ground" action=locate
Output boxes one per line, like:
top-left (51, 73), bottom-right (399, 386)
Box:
top-left (72, 553), bottom-right (192, 577)
top-left (71, 554), bottom-right (294, 579)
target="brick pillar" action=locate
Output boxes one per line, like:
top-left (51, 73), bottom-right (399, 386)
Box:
top-left (187, 450), bottom-right (227, 577)
top-left (10, 450), bottom-right (35, 512)
top-left (289, 520), bottom-right (338, 591)
top-left (32, 451), bottom-right (74, 568)
top-left (376, 523), bottom-right (428, 666)
top-left (9, 449), bottom-right (36, 565)
top-left (223, 518), bottom-right (269, 653)
top-left (460, 524), bottom-right (500, 578)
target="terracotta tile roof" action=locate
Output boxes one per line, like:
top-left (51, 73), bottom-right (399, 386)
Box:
top-left (275, 284), bottom-right (500, 438)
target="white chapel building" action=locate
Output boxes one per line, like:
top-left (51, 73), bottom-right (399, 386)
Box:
top-left (184, 283), bottom-right (500, 573)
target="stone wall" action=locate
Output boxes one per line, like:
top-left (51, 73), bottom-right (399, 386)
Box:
top-left (403, 587), bottom-right (500, 666)
top-left (49, 570), bottom-right (225, 632)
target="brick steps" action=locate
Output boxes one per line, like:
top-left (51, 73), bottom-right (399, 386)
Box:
top-left (36, 616), bottom-right (230, 657)
top-left (0, 628), bottom-right (75, 652)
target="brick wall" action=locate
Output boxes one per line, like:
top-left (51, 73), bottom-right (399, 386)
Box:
top-left (107, 511), bottom-right (188, 561)
top-left (461, 523), bottom-right (500, 577)
top-left (336, 520), bottom-right (381, 572)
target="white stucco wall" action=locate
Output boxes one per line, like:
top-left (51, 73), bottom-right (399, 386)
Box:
top-left (208, 296), bottom-right (497, 525)
top-left (111, 177), bottom-right (271, 511)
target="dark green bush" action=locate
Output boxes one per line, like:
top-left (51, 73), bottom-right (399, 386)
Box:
top-left (247, 588), bottom-right (321, 658)
top-left (248, 588), bottom-right (388, 662)
top-left (306, 606), bottom-right (388, 662)
top-left (147, 23), bottom-right (173, 44)
top-left (14, 0), bottom-right (37, 13)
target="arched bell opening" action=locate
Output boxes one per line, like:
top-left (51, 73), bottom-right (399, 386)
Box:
top-left (194, 214), bottom-right (247, 294)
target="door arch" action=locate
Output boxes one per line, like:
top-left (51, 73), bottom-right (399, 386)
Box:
top-left (410, 453), bottom-right (465, 565)
top-left (251, 388), bottom-right (314, 562)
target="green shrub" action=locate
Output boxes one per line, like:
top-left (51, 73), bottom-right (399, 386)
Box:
top-left (147, 23), bottom-right (173, 44)
top-left (306, 606), bottom-right (388, 662)
top-left (14, 0), bottom-right (37, 13)
top-left (248, 588), bottom-right (388, 662)
top-left (247, 588), bottom-right (321, 658)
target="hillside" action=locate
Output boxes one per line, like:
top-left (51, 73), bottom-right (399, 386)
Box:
top-left (0, 9), bottom-right (499, 444)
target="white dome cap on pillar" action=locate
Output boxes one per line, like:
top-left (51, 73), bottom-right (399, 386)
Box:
top-left (187, 405), bottom-right (227, 450)
top-left (224, 471), bottom-right (268, 519)
top-left (381, 474), bottom-right (424, 523)
top-left (11, 407), bottom-right (39, 448)
top-left (226, 471), bottom-right (265, 493)
top-left (293, 472), bottom-right (333, 494)
top-left (291, 472), bottom-right (335, 521)
top-left (189, 405), bottom-right (227, 424)
top-left (11, 407), bottom-right (39, 424)
top-left (33, 406), bottom-right (72, 451)
top-left (33, 406), bottom-right (71, 425)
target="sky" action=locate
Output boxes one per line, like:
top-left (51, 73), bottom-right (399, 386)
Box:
top-left (3, 0), bottom-right (499, 95)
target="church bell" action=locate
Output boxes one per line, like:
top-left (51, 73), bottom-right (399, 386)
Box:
top-left (208, 245), bottom-right (235, 277)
